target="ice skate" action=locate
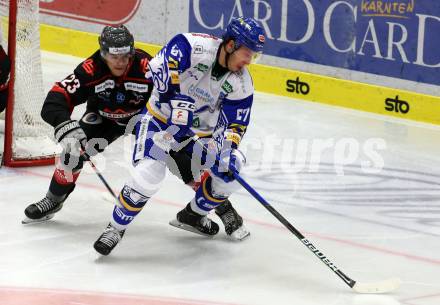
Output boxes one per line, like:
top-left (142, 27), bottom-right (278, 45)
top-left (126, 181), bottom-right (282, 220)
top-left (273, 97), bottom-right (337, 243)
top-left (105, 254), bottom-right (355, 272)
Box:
top-left (215, 199), bottom-right (250, 241)
top-left (169, 203), bottom-right (219, 237)
top-left (22, 196), bottom-right (64, 224)
top-left (93, 223), bottom-right (125, 256)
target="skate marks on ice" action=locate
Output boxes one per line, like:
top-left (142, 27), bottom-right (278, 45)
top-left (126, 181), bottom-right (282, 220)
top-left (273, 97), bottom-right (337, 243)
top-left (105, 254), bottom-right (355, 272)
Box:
top-left (243, 161), bottom-right (440, 237)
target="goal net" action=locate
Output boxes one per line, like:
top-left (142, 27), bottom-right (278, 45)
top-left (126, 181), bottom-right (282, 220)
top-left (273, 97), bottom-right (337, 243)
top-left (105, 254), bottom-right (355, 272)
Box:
top-left (0, 0), bottom-right (58, 167)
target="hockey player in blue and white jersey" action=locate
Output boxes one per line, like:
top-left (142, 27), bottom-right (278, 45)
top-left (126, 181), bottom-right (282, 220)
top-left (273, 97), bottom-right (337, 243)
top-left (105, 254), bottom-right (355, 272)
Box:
top-left (93, 17), bottom-right (265, 256)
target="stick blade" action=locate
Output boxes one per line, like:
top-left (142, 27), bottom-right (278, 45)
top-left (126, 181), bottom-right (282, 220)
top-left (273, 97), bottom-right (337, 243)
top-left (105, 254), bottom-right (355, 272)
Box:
top-left (352, 277), bottom-right (401, 294)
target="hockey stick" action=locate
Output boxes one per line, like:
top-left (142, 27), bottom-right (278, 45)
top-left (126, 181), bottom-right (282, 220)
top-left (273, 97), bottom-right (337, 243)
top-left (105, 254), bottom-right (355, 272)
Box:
top-left (231, 171), bottom-right (400, 293)
top-left (91, 134), bottom-right (198, 204)
top-left (189, 135), bottom-right (400, 293)
top-left (81, 154), bottom-right (117, 200)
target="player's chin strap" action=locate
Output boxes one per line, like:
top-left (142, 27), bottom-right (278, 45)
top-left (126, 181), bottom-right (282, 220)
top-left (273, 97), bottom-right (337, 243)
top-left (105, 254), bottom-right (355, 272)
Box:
top-left (224, 49), bottom-right (232, 71)
top-left (187, 132), bottom-right (400, 293)
top-left (220, 40), bottom-right (237, 72)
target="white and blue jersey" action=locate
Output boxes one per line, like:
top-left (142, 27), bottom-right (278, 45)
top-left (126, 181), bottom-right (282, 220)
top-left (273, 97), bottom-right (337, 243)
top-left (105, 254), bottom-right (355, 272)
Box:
top-left (134, 33), bottom-right (254, 162)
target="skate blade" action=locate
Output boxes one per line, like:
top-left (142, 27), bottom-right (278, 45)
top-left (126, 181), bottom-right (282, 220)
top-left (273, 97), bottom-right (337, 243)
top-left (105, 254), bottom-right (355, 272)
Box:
top-left (21, 214), bottom-right (55, 225)
top-left (169, 219), bottom-right (214, 238)
top-left (228, 226), bottom-right (250, 241)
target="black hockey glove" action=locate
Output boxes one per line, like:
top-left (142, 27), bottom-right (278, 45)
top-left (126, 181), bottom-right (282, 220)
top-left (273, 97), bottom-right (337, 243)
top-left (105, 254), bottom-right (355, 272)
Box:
top-left (54, 120), bottom-right (87, 155)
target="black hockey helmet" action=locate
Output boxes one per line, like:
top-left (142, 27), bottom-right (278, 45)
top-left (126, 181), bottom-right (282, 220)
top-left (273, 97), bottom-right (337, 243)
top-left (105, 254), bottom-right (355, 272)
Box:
top-left (99, 25), bottom-right (135, 57)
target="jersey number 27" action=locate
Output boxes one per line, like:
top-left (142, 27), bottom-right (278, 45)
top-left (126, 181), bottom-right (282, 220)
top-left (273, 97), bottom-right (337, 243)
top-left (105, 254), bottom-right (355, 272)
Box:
top-left (236, 108), bottom-right (250, 122)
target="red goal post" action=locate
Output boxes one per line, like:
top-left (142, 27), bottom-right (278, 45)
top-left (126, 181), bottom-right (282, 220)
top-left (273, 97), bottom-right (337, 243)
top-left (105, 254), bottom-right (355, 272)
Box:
top-left (1, 0), bottom-right (58, 167)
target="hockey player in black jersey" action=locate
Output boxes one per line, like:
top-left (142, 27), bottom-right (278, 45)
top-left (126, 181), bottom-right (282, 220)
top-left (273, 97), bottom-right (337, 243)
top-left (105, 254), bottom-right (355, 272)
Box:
top-left (22, 25), bottom-right (152, 223)
top-left (23, 25), bottom-right (246, 241)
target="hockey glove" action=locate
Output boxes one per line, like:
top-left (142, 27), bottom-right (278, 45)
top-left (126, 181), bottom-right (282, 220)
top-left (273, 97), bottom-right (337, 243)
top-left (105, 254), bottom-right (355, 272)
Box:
top-left (211, 149), bottom-right (246, 183)
top-left (54, 120), bottom-right (87, 156)
top-left (167, 94), bottom-right (195, 137)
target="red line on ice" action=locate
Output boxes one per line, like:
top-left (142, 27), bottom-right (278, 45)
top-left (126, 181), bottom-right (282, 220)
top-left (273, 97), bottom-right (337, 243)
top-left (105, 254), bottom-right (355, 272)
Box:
top-left (0, 286), bottom-right (239, 305)
top-left (15, 168), bottom-right (440, 266)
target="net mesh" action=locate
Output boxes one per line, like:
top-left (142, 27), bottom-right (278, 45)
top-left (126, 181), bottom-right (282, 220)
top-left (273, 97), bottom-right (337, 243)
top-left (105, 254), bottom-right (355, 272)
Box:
top-left (0, 0), bottom-right (58, 161)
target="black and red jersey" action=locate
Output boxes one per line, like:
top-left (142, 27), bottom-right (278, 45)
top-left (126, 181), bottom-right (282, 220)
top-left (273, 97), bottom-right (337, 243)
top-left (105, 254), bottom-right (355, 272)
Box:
top-left (41, 48), bottom-right (153, 127)
top-left (0, 45), bottom-right (10, 113)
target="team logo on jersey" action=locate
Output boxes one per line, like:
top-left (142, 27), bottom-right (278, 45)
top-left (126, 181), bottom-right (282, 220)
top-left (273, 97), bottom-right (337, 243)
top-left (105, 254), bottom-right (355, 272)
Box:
top-left (98, 92), bottom-right (111, 103)
top-left (129, 92), bottom-right (145, 105)
top-left (169, 44), bottom-right (183, 61)
top-left (124, 82), bottom-right (149, 93)
top-left (82, 59), bottom-right (94, 76)
top-left (195, 63), bottom-right (209, 72)
top-left (193, 44), bottom-right (204, 54)
top-left (95, 79), bottom-right (115, 93)
top-left (150, 48), bottom-right (170, 93)
top-left (187, 84), bottom-right (215, 106)
top-left (192, 117), bottom-right (200, 128)
top-left (116, 92), bottom-right (125, 103)
top-left (99, 108), bottom-right (140, 119)
top-left (221, 81), bottom-right (233, 94)
top-left (191, 33), bottom-right (218, 40)
top-left (187, 70), bottom-right (199, 81)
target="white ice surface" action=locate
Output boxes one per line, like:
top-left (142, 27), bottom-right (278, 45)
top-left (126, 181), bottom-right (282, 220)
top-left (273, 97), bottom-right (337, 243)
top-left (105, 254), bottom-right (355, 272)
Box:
top-left (0, 51), bottom-right (439, 305)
